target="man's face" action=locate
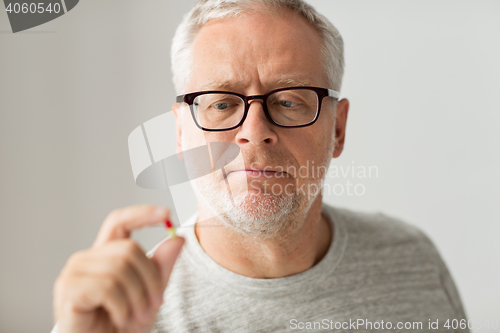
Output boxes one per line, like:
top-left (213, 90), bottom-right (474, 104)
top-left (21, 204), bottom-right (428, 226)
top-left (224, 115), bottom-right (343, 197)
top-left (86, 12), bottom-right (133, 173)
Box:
top-left (175, 9), bottom-right (346, 236)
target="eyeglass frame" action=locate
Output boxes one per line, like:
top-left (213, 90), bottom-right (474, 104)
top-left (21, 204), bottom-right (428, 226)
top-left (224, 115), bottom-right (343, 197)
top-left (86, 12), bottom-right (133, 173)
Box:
top-left (175, 86), bottom-right (340, 132)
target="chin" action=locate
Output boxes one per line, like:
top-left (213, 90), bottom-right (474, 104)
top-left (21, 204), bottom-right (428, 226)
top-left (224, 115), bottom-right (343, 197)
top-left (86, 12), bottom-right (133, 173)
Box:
top-left (233, 190), bottom-right (290, 218)
top-left (217, 190), bottom-right (301, 238)
top-left (193, 176), bottom-right (302, 237)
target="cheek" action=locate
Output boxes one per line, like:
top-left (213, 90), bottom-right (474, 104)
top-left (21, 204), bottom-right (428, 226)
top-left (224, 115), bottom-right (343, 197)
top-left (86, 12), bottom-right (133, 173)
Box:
top-left (203, 131), bottom-right (235, 144)
top-left (299, 122), bottom-right (334, 158)
top-left (286, 125), bottom-right (334, 179)
top-left (180, 109), bottom-right (233, 149)
top-left (315, 106), bottom-right (336, 153)
top-left (180, 107), bottom-right (204, 149)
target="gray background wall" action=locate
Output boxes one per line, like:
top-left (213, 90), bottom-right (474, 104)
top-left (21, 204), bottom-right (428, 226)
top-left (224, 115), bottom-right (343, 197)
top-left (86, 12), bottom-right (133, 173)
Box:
top-left (1, 0), bottom-right (499, 332)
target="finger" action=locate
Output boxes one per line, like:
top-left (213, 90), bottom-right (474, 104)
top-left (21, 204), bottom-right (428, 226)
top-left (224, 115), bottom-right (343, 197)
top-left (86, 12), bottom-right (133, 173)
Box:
top-left (112, 259), bottom-right (154, 325)
top-left (105, 240), bottom-right (164, 308)
top-left (118, 241), bottom-right (164, 308)
top-left (93, 205), bottom-right (170, 247)
top-left (75, 241), bottom-right (162, 321)
top-left (150, 236), bottom-right (185, 290)
top-left (57, 273), bottom-right (132, 330)
top-left (74, 253), bottom-right (152, 324)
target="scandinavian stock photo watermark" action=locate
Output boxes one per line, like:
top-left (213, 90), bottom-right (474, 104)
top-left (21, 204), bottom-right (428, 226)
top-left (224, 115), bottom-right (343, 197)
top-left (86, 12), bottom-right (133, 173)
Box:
top-left (247, 160), bottom-right (379, 200)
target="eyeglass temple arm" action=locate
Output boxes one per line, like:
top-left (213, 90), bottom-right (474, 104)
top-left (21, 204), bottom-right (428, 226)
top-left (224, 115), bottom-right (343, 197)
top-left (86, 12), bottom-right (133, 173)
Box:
top-left (176, 95), bottom-right (184, 103)
top-left (328, 89), bottom-right (340, 99)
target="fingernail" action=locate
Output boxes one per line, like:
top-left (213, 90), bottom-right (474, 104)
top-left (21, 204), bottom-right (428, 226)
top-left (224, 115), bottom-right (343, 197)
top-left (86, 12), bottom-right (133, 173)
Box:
top-left (154, 207), bottom-right (168, 217)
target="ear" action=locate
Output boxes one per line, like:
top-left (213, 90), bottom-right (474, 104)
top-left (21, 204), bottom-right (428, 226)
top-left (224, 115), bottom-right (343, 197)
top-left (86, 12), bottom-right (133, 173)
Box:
top-left (332, 98), bottom-right (350, 158)
top-left (172, 103), bottom-right (184, 161)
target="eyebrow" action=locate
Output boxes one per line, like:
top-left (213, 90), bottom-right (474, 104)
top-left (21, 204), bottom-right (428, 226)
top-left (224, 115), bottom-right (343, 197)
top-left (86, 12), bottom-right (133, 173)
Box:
top-left (202, 81), bottom-right (233, 90)
top-left (201, 78), bottom-right (312, 91)
top-left (275, 78), bottom-right (311, 87)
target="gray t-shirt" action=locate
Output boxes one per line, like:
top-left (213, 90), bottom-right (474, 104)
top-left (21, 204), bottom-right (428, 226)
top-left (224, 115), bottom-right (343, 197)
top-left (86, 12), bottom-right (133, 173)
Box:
top-left (52, 203), bottom-right (469, 332)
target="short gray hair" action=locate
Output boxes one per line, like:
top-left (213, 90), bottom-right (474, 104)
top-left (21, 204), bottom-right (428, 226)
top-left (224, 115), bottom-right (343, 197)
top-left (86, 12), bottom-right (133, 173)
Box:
top-left (171, 0), bottom-right (344, 94)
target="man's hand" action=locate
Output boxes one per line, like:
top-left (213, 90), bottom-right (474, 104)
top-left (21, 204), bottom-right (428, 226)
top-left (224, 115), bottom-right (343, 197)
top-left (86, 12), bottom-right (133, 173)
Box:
top-left (53, 205), bottom-right (185, 333)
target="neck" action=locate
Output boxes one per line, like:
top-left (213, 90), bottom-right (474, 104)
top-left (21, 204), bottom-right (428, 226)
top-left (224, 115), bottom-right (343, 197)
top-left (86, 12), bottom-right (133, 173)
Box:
top-left (194, 196), bottom-right (332, 278)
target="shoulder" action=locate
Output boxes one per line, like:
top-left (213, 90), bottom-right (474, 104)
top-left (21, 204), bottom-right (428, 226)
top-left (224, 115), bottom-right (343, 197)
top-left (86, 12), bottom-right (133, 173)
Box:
top-left (322, 204), bottom-right (469, 325)
top-left (323, 203), bottom-right (440, 261)
top-left (324, 203), bottom-right (429, 242)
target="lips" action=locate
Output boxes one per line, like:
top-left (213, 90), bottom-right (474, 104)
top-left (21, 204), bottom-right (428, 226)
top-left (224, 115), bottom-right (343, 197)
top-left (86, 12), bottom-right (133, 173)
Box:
top-left (226, 169), bottom-right (288, 177)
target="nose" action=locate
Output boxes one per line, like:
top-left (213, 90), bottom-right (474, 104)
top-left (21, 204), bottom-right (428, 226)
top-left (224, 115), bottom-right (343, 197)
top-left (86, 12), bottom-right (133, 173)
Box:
top-left (235, 99), bottom-right (278, 146)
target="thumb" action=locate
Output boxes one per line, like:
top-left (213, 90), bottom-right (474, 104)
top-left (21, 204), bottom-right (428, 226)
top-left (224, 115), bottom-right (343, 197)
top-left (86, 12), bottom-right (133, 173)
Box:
top-left (150, 236), bottom-right (185, 289)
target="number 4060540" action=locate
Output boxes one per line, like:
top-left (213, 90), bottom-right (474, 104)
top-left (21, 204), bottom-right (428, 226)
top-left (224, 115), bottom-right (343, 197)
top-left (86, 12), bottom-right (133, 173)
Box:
top-left (5, 2), bottom-right (62, 14)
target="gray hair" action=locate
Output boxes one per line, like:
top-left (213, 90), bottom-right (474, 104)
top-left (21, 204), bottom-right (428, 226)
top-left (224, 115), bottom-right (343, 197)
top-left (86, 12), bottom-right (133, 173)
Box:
top-left (171, 0), bottom-right (344, 94)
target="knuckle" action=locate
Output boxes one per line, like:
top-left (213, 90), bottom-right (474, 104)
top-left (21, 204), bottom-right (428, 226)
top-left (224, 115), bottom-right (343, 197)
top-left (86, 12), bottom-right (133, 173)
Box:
top-left (66, 250), bottom-right (84, 266)
top-left (133, 293), bottom-right (148, 312)
top-left (122, 240), bottom-right (142, 256)
top-left (103, 277), bottom-right (120, 295)
top-left (60, 298), bottom-right (77, 316)
top-left (108, 256), bottom-right (129, 277)
top-left (63, 251), bottom-right (87, 274)
top-left (115, 256), bottom-right (132, 273)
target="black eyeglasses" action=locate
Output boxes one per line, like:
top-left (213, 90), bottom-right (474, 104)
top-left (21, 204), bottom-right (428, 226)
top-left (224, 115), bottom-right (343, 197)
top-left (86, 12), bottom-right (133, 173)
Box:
top-left (176, 86), bottom-right (340, 132)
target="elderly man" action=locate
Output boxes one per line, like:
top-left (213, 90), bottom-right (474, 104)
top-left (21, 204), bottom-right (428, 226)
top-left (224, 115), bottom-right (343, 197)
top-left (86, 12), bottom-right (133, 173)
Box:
top-left (52, 0), bottom-right (469, 332)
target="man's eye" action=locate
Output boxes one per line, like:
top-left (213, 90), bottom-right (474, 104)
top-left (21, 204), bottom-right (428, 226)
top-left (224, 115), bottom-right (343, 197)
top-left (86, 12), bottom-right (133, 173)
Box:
top-left (213, 102), bottom-right (229, 110)
top-left (279, 100), bottom-right (298, 108)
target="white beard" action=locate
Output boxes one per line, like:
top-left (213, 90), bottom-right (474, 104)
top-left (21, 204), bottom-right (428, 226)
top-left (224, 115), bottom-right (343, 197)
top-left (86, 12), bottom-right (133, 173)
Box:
top-left (191, 172), bottom-right (304, 238)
